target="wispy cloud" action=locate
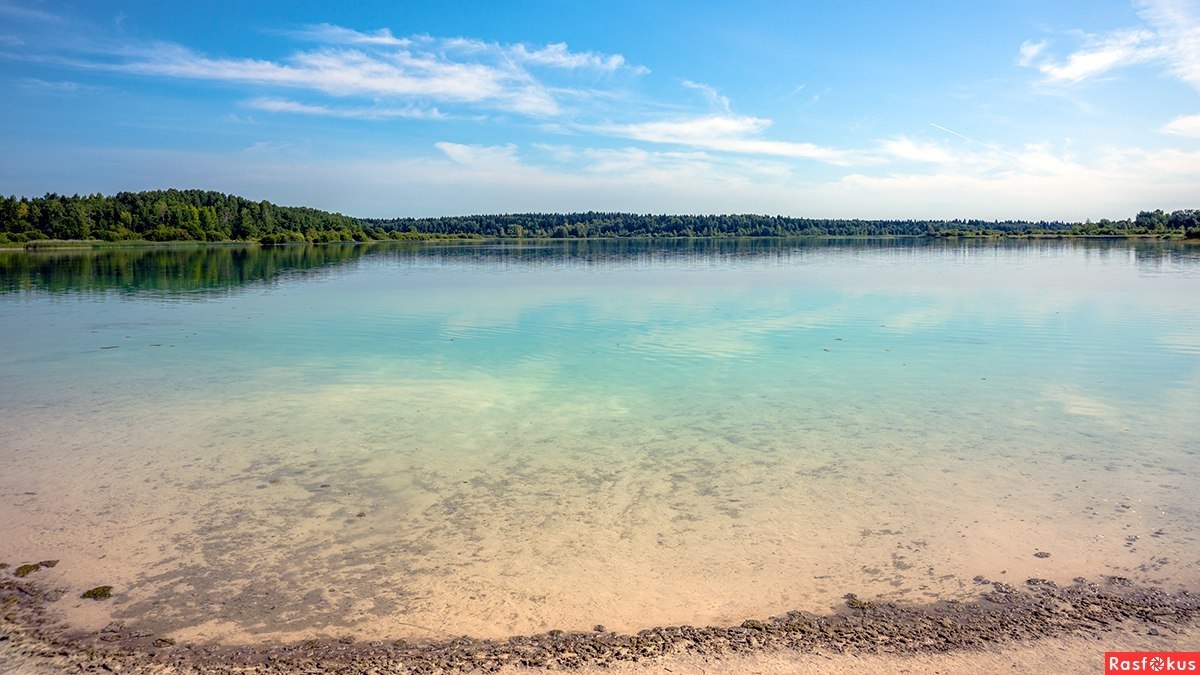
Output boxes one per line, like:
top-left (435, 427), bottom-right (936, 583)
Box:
top-left (286, 23), bottom-right (410, 47)
top-left (0, 1), bottom-right (62, 23)
top-left (879, 136), bottom-right (957, 164)
top-left (12, 19), bottom-right (645, 119)
top-left (286, 27), bottom-right (644, 74)
top-left (592, 115), bottom-right (853, 163)
top-left (1160, 113), bottom-right (1200, 137)
top-left (246, 97), bottom-right (444, 120)
top-left (1136, 0), bottom-right (1200, 90)
top-left (510, 41), bottom-right (645, 73)
top-left (1017, 40), bottom-right (1047, 67)
top-left (1035, 28), bottom-right (1158, 83)
top-left (435, 141), bottom-right (521, 168)
top-left (106, 43), bottom-right (562, 116)
top-left (1020, 0), bottom-right (1200, 90)
top-left (681, 80), bottom-right (731, 112)
top-left (17, 77), bottom-right (94, 93)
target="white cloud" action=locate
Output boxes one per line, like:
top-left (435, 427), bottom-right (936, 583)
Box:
top-left (41, 23), bottom-right (646, 119)
top-left (832, 144), bottom-right (1200, 219)
top-left (1018, 40), bottom-right (1047, 67)
top-left (287, 23), bottom-right (410, 47)
top-left (1021, 1), bottom-right (1200, 91)
top-left (1136, 0), bottom-right (1200, 90)
top-left (246, 97), bottom-right (443, 120)
top-left (434, 142), bottom-right (521, 168)
top-left (1036, 28), bottom-right (1158, 83)
top-left (879, 137), bottom-right (957, 164)
top-left (681, 80), bottom-right (731, 112)
top-left (593, 115), bottom-right (853, 163)
top-left (580, 146), bottom-right (715, 176)
top-left (284, 28), bottom-right (644, 74)
top-left (108, 43), bottom-right (562, 116)
top-left (1160, 113), bottom-right (1200, 137)
top-left (511, 42), bottom-right (644, 73)
top-left (421, 35), bottom-right (645, 74)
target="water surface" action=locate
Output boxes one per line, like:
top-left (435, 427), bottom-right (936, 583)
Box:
top-left (1, 239), bottom-right (1198, 642)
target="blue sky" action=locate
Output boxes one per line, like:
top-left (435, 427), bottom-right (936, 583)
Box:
top-left (1, 0), bottom-right (1198, 219)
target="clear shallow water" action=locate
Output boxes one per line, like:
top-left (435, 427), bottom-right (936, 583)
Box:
top-left (1, 239), bottom-right (1198, 642)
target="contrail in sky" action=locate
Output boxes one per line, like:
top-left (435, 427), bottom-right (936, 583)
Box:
top-left (930, 122), bottom-right (1023, 163)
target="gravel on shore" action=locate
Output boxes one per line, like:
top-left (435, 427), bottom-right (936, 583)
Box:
top-left (2, 573), bottom-right (1196, 673)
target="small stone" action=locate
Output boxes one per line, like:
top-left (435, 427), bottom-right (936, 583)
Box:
top-left (593, 625), bottom-right (606, 633)
top-left (1034, 551), bottom-right (1051, 558)
top-left (356, 511), bottom-right (366, 518)
top-left (37, 560), bottom-right (59, 568)
top-left (153, 638), bottom-right (176, 647)
top-left (1147, 628), bottom-right (1160, 636)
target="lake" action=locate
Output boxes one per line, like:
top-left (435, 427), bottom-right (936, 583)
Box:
top-left (1, 238), bottom-right (1198, 644)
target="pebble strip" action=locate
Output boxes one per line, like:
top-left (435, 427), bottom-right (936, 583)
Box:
top-left (2, 575), bottom-right (1196, 673)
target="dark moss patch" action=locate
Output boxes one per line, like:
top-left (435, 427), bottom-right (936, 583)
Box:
top-left (14, 564), bottom-right (41, 577)
top-left (844, 593), bottom-right (874, 610)
top-left (81, 586), bottom-right (113, 600)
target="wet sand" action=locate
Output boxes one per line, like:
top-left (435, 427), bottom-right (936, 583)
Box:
top-left (2, 569), bottom-right (1196, 674)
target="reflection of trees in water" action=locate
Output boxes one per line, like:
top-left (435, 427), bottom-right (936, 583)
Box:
top-left (0, 244), bottom-right (378, 297)
top-left (2, 238), bottom-right (1197, 297)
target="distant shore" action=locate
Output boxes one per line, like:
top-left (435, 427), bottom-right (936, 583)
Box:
top-left (2, 572), bottom-right (1196, 674)
top-left (3, 190), bottom-right (1198, 245)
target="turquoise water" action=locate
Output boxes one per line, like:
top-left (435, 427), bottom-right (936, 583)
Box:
top-left (1, 239), bottom-right (1198, 642)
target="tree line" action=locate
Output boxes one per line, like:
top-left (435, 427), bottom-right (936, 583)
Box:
top-left (366, 210), bottom-right (1200, 238)
top-left (2, 190), bottom-right (1198, 243)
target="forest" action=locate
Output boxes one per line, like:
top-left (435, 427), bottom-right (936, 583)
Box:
top-left (2, 190), bottom-right (1198, 243)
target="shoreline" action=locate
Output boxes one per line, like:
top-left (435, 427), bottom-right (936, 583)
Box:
top-left (3, 573), bottom-right (1196, 673)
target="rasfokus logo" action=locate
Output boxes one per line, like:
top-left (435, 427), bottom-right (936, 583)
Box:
top-left (1105, 652), bottom-right (1199, 673)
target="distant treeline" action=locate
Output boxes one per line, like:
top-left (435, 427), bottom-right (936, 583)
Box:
top-left (2, 190), bottom-right (1199, 243)
top-left (367, 210), bottom-right (1200, 238)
